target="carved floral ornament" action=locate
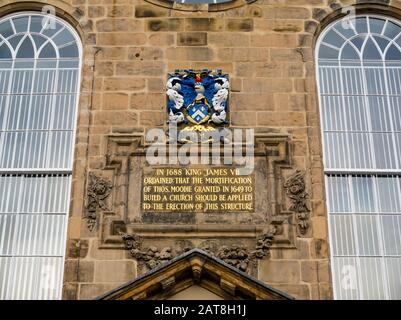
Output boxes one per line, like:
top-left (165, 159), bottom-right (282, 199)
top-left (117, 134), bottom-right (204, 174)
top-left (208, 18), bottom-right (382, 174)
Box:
top-left (284, 170), bottom-right (310, 235)
top-left (120, 226), bottom-right (276, 274)
top-left (85, 172), bottom-right (113, 231)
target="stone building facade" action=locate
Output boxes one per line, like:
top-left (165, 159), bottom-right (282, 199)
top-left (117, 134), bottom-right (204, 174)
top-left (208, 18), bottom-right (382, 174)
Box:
top-left (1, 0), bottom-right (400, 300)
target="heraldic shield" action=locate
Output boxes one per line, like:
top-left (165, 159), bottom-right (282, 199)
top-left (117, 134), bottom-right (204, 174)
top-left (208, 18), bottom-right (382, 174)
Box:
top-left (186, 99), bottom-right (210, 124)
top-left (166, 69), bottom-right (230, 136)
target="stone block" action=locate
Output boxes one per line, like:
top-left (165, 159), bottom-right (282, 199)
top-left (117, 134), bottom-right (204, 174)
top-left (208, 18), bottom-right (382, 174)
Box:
top-left (147, 19), bottom-right (183, 32)
top-left (184, 18), bottom-right (224, 31)
top-left (93, 110), bottom-right (138, 126)
top-left (94, 260), bottom-right (136, 282)
top-left (115, 61), bottom-right (165, 76)
top-left (259, 260), bottom-right (301, 284)
top-left (89, 240), bottom-right (125, 260)
top-left (64, 260), bottom-right (94, 283)
top-left (301, 261), bottom-right (318, 283)
top-left (128, 47), bottom-right (163, 60)
top-left (97, 33), bottom-right (146, 46)
top-left (226, 19), bottom-right (253, 32)
top-left (178, 32), bottom-right (207, 46)
top-left (103, 93), bottom-right (129, 110)
top-left (271, 284), bottom-right (310, 300)
top-left (135, 4), bottom-right (169, 18)
top-left (103, 78), bottom-right (146, 91)
top-left (79, 283), bottom-right (123, 300)
top-left (67, 239), bottom-right (89, 258)
top-left (130, 93), bottom-right (165, 110)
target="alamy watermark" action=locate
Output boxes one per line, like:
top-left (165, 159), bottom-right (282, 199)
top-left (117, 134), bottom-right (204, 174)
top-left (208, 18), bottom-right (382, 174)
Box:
top-left (41, 5), bottom-right (57, 30)
top-left (146, 124), bottom-right (255, 176)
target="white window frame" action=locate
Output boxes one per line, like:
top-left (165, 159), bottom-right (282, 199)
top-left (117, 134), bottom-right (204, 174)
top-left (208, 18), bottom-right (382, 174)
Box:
top-left (0, 11), bottom-right (82, 300)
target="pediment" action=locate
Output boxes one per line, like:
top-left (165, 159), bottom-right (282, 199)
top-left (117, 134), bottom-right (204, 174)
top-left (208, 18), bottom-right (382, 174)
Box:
top-left (96, 249), bottom-right (293, 300)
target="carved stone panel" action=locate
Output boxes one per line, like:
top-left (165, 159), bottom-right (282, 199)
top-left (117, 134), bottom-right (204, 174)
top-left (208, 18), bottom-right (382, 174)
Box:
top-left (91, 133), bottom-right (310, 275)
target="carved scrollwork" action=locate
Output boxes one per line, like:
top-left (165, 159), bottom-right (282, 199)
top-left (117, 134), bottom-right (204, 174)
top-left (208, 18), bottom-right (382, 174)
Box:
top-left (85, 172), bottom-right (113, 231)
top-left (284, 170), bottom-right (310, 235)
top-left (251, 226), bottom-right (277, 259)
top-left (121, 227), bottom-right (276, 274)
top-left (120, 233), bottom-right (191, 270)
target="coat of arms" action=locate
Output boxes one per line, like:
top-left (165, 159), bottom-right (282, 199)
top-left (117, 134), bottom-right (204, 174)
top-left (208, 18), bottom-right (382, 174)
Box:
top-left (166, 70), bottom-right (229, 136)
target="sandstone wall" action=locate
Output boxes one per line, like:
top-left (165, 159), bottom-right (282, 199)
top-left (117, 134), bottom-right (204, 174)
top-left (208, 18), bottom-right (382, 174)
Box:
top-left (1, 0), bottom-right (399, 300)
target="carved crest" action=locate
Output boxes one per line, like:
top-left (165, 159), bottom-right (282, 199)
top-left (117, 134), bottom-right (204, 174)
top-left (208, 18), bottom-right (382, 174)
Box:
top-left (166, 69), bottom-right (229, 134)
top-left (284, 170), bottom-right (310, 235)
top-left (85, 172), bottom-right (113, 231)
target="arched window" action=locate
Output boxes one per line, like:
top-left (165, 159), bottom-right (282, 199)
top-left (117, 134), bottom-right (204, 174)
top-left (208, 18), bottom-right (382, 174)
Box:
top-left (317, 15), bottom-right (401, 299)
top-left (0, 12), bottom-right (81, 299)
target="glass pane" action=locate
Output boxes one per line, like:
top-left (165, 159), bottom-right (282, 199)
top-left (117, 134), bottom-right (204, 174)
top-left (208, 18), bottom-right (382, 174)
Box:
top-left (16, 37), bottom-right (35, 58)
top-left (354, 215), bottom-right (381, 256)
top-left (373, 36), bottom-right (390, 53)
top-left (344, 96), bottom-right (368, 131)
top-left (0, 256), bottom-right (64, 299)
top-left (29, 16), bottom-right (44, 33)
top-left (31, 34), bottom-right (46, 50)
top-left (352, 176), bottom-right (375, 213)
top-left (58, 43), bottom-right (78, 58)
top-left (385, 258), bottom-right (401, 299)
top-left (52, 28), bottom-right (75, 47)
top-left (384, 21), bottom-right (401, 39)
top-left (38, 42), bottom-right (56, 58)
top-left (358, 257), bottom-right (387, 299)
top-left (12, 16), bottom-right (29, 33)
top-left (331, 257), bottom-right (360, 300)
top-left (385, 45), bottom-right (401, 60)
top-left (0, 43), bottom-right (11, 59)
top-left (8, 34), bottom-right (24, 50)
top-left (381, 216), bottom-right (401, 255)
top-left (341, 43), bottom-right (359, 59)
top-left (330, 215), bottom-right (356, 255)
top-left (369, 17), bottom-right (386, 35)
top-left (351, 35), bottom-right (366, 51)
top-left (319, 44), bottom-right (339, 59)
top-left (355, 17), bottom-right (368, 34)
top-left (0, 20), bottom-right (14, 38)
top-left (326, 176), bottom-right (352, 213)
top-left (324, 30), bottom-right (345, 48)
top-left (363, 37), bottom-right (382, 60)
top-left (334, 23), bottom-right (356, 40)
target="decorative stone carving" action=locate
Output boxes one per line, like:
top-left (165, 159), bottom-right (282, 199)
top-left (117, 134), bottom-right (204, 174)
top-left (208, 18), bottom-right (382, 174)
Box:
top-left (121, 227), bottom-right (276, 274)
top-left (120, 233), bottom-right (191, 270)
top-left (85, 172), bottom-right (113, 231)
top-left (284, 170), bottom-right (310, 235)
top-left (251, 226), bottom-right (277, 259)
top-left (120, 233), bottom-right (141, 251)
top-left (216, 245), bottom-right (250, 272)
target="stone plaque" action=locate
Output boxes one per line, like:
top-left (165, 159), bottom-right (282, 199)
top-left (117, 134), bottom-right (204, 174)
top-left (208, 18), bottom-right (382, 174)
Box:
top-left (141, 167), bottom-right (255, 213)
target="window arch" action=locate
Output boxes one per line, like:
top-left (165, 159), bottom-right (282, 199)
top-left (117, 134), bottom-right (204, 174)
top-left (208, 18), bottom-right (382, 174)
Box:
top-left (317, 15), bottom-right (401, 300)
top-left (0, 12), bottom-right (81, 299)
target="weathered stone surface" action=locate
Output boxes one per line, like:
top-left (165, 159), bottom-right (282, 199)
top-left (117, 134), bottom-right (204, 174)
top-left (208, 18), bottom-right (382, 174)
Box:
top-left (301, 261), bottom-right (318, 283)
top-left (103, 78), bottom-right (146, 91)
top-left (55, 0), bottom-right (357, 300)
top-left (64, 260), bottom-right (94, 283)
top-left (80, 283), bottom-right (123, 300)
top-left (259, 260), bottom-right (301, 284)
top-left (67, 239), bottom-right (89, 259)
top-left (178, 32), bottom-right (207, 46)
top-left (94, 260), bottom-right (136, 282)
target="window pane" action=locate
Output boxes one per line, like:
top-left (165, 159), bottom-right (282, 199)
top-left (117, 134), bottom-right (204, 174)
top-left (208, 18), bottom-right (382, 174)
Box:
top-left (319, 16), bottom-right (401, 300)
top-left (0, 13), bottom-right (80, 300)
